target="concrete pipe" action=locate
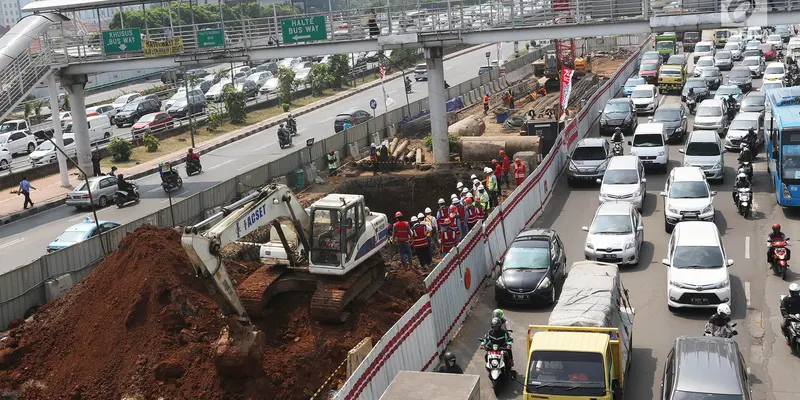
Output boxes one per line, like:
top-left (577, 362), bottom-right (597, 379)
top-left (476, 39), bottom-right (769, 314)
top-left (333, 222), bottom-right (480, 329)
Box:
top-left (449, 115), bottom-right (486, 137)
top-left (392, 139), bottom-right (410, 160)
top-left (416, 148), bottom-right (423, 164)
top-left (389, 137), bottom-right (399, 154)
top-left (459, 136), bottom-right (541, 162)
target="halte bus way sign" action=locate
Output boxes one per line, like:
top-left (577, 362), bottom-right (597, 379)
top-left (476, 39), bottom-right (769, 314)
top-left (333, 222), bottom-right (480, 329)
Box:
top-left (280, 16), bottom-right (327, 44)
top-left (102, 28), bottom-right (143, 54)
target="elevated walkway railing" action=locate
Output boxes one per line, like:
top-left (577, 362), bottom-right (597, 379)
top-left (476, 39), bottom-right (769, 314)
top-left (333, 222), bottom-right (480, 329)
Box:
top-left (0, 46), bottom-right (54, 120)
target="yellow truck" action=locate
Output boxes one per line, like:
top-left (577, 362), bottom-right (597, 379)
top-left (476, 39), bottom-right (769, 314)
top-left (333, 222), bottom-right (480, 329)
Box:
top-left (524, 261), bottom-right (634, 400)
top-left (657, 64), bottom-right (686, 93)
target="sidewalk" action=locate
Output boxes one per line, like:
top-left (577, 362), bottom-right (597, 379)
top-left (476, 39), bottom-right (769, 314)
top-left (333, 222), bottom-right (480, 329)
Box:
top-left (0, 44), bottom-right (490, 225)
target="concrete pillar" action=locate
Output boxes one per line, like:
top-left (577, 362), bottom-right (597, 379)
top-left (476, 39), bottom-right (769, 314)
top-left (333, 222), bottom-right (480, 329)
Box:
top-left (62, 74), bottom-right (91, 176)
top-left (47, 74), bottom-right (69, 188)
top-left (425, 47), bottom-right (448, 164)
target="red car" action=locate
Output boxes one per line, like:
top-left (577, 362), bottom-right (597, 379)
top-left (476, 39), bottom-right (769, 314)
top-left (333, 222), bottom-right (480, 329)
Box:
top-left (131, 112), bottom-right (174, 139)
top-left (638, 60), bottom-right (661, 84)
top-left (759, 43), bottom-right (776, 61)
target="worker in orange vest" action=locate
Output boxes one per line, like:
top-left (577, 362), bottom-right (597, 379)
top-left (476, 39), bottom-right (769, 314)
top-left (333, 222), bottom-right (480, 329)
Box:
top-left (391, 211), bottom-right (412, 268)
top-left (513, 158), bottom-right (526, 186)
top-left (410, 215), bottom-right (432, 269)
top-left (483, 92), bottom-right (490, 116)
top-left (439, 218), bottom-right (459, 255)
top-left (499, 150), bottom-right (511, 186)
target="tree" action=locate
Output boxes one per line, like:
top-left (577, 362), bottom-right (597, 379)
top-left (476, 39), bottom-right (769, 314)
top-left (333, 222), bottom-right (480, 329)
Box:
top-left (309, 63), bottom-right (333, 96)
top-left (328, 54), bottom-right (350, 89)
top-left (222, 85), bottom-right (248, 124)
top-left (277, 66), bottom-right (297, 104)
top-left (390, 48), bottom-right (420, 69)
top-left (109, 3), bottom-right (301, 30)
top-left (62, 92), bottom-right (70, 111)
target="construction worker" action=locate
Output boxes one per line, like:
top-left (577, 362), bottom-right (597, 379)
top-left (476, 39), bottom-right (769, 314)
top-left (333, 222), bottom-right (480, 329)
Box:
top-left (410, 216), bottom-right (432, 269)
top-left (391, 211), bottom-right (412, 269)
top-left (513, 158), bottom-right (526, 186)
top-left (379, 140), bottom-right (390, 174)
top-left (460, 187), bottom-right (470, 203)
top-left (423, 208), bottom-right (439, 256)
top-left (483, 92), bottom-right (490, 116)
top-left (492, 159), bottom-right (503, 192)
top-left (507, 88), bottom-right (515, 110)
top-left (327, 150), bottom-right (338, 184)
top-left (435, 198), bottom-right (449, 227)
top-left (465, 197), bottom-right (481, 230)
top-left (472, 177), bottom-right (481, 196)
top-left (472, 194), bottom-right (486, 221)
top-left (484, 167), bottom-right (499, 208)
top-left (439, 218), bottom-right (459, 255)
top-left (369, 143), bottom-right (379, 176)
top-left (448, 203), bottom-right (462, 237)
top-left (477, 184), bottom-right (491, 211)
top-left (453, 197), bottom-right (467, 237)
top-left (456, 181), bottom-right (465, 195)
top-left (499, 150), bottom-right (511, 186)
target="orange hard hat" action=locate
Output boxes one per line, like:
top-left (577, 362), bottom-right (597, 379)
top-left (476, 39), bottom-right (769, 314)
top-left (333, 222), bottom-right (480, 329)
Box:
top-left (465, 197), bottom-right (473, 205)
top-left (499, 150), bottom-right (505, 155)
top-left (395, 211), bottom-right (403, 218)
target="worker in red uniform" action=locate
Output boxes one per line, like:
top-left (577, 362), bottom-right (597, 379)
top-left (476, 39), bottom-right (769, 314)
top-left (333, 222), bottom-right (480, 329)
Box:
top-left (410, 216), bottom-right (432, 269)
top-left (499, 150), bottom-right (511, 187)
top-left (391, 211), bottom-right (412, 269)
top-left (492, 159), bottom-right (503, 193)
top-left (465, 197), bottom-right (481, 230)
top-left (453, 198), bottom-right (467, 237)
top-left (513, 158), bottom-right (526, 186)
top-left (439, 218), bottom-right (459, 255)
top-left (435, 198), bottom-right (449, 227)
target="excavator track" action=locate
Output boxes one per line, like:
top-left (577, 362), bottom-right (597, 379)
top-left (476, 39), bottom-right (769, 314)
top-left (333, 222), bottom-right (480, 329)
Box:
top-left (310, 257), bottom-right (387, 323)
top-left (237, 266), bottom-right (287, 318)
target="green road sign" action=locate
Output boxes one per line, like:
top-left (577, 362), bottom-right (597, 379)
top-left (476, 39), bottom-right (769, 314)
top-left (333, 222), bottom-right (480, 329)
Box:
top-left (197, 28), bottom-right (224, 48)
top-left (281, 16), bottom-right (327, 44)
top-left (102, 28), bottom-right (142, 54)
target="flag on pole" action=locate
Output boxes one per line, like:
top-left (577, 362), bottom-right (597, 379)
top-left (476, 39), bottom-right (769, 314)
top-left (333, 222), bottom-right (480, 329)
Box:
top-left (559, 66), bottom-right (574, 118)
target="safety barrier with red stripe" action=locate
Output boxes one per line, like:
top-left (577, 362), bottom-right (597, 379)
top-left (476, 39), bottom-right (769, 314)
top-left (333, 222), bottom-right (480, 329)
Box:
top-left (333, 36), bottom-right (651, 400)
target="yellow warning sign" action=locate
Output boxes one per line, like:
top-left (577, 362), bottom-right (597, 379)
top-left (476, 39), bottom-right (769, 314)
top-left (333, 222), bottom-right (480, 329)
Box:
top-left (143, 37), bottom-right (184, 58)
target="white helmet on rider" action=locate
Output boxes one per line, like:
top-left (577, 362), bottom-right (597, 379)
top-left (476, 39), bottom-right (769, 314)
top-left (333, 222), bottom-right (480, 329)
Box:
top-left (717, 304), bottom-right (731, 316)
top-left (736, 172), bottom-right (747, 181)
top-left (790, 283), bottom-right (800, 297)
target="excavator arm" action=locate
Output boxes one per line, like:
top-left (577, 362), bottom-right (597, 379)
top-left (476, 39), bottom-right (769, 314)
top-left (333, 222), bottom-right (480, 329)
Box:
top-left (181, 183), bottom-right (310, 320)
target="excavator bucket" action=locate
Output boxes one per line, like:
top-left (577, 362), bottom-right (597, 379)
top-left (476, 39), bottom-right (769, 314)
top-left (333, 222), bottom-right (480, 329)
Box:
top-left (214, 318), bottom-right (266, 378)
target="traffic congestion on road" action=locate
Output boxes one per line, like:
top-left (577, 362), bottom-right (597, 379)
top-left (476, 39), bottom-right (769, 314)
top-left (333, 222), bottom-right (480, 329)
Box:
top-left (450, 28), bottom-right (800, 399)
top-left (0, 42), bottom-right (518, 274)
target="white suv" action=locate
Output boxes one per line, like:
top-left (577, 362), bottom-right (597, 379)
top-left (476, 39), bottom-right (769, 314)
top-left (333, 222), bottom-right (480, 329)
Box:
top-left (414, 64), bottom-right (428, 81)
top-left (661, 167), bottom-right (716, 232)
top-left (597, 155), bottom-right (647, 211)
top-left (663, 221), bottom-right (733, 311)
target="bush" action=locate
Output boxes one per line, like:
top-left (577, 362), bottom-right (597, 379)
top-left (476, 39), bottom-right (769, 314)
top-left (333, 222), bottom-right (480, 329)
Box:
top-left (309, 63), bottom-right (333, 96)
top-left (423, 133), bottom-right (461, 153)
top-left (143, 134), bottom-right (159, 152)
top-left (108, 137), bottom-right (132, 161)
top-left (329, 54), bottom-right (351, 89)
top-left (222, 86), bottom-right (248, 124)
top-left (277, 66), bottom-right (297, 104)
top-left (282, 103), bottom-right (290, 112)
top-left (207, 109), bottom-right (223, 132)
top-left (390, 48), bottom-right (421, 69)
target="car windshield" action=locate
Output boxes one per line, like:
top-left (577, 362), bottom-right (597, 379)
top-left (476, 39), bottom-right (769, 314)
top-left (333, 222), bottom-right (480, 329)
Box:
top-left (685, 80), bottom-right (705, 89)
top-left (0, 123), bottom-right (17, 132)
top-left (769, 35), bottom-right (782, 41)
top-left (112, 97), bottom-right (129, 105)
top-left (656, 41), bottom-right (674, 50)
top-left (766, 66), bottom-right (785, 74)
top-left (742, 95), bottom-right (765, 107)
top-left (527, 351), bottom-right (606, 390)
top-left (604, 102), bottom-right (629, 113)
top-left (642, 53), bottom-right (660, 61)
top-left (654, 109), bottom-right (681, 122)
top-left (742, 58), bottom-right (760, 66)
top-left (603, 169), bottom-right (639, 184)
top-left (715, 31), bottom-right (729, 38)
top-left (669, 181), bottom-right (709, 198)
top-left (686, 141), bottom-right (721, 156)
top-left (572, 145), bottom-right (606, 160)
top-left (724, 44), bottom-right (739, 50)
top-left (171, 99), bottom-right (188, 108)
top-left (625, 78), bottom-right (645, 87)
top-left (54, 230), bottom-right (88, 243)
top-left (138, 114), bottom-right (156, 123)
top-left (743, 50), bottom-right (760, 58)
top-left (503, 241), bottom-right (550, 269)
top-left (672, 245), bottom-right (724, 268)
top-left (730, 119), bottom-right (757, 130)
top-left (591, 215), bottom-right (632, 234)
top-left (633, 133), bottom-right (664, 146)
top-left (716, 87), bottom-right (739, 96)
top-left (696, 45), bottom-right (712, 52)
top-left (759, 44), bottom-right (773, 51)
top-left (696, 59), bottom-right (713, 67)
top-left (702, 69), bottom-right (720, 77)
top-left (729, 69), bottom-right (750, 78)
top-left (121, 102), bottom-right (138, 111)
top-left (641, 62), bottom-right (659, 71)
top-left (36, 141), bottom-right (55, 151)
top-left (715, 52), bottom-right (731, 60)
top-left (661, 69), bottom-right (681, 76)
top-left (763, 82), bottom-right (783, 90)
top-left (685, 32), bottom-right (700, 39)
top-left (697, 106), bottom-right (722, 117)
top-left (632, 89), bottom-right (653, 99)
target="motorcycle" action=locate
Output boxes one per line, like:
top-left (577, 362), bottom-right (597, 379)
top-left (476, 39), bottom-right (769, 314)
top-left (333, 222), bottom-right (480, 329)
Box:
top-left (405, 79), bottom-right (413, 94)
top-left (480, 340), bottom-right (514, 395)
top-left (612, 141), bottom-right (624, 156)
top-left (186, 160), bottom-right (202, 176)
top-left (735, 186), bottom-right (752, 218)
top-left (687, 97), bottom-right (696, 115)
top-left (769, 238), bottom-right (791, 280)
top-left (727, 103), bottom-right (737, 121)
top-left (287, 120), bottom-right (298, 136)
top-left (704, 322), bottom-right (738, 338)
top-left (161, 169), bottom-right (183, 192)
top-left (278, 130), bottom-right (292, 149)
top-left (739, 161), bottom-right (753, 183)
top-left (114, 182), bottom-right (140, 208)
top-left (780, 295), bottom-right (800, 354)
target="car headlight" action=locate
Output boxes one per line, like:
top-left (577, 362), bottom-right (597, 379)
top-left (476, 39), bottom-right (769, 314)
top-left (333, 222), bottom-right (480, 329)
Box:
top-left (713, 162), bottom-right (723, 170)
top-left (586, 240), bottom-right (594, 250)
top-left (711, 279), bottom-right (730, 289)
top-left (670, 280), bottom-right (690, 289)
top-left (569, 162), bottom-right (578, 171)
top-left (537, 276), bottom-right (552, 290)
top-left (657, 151), bottom-right (666, 156)
top-left (624, 238), bottom-right (636, 250)
top-left (595, 159), bottom-right (609, 172)
top-left (633, 188), bottom-right (642, 197)
top-left (600, 119), bottom-right (607, 126)
top-left (495, 276), bottom-right (506, 289)
top-left (702, 204), bottom-right (714, 214)
top-left (782, 183), bottom-right (791, 199)
top-left (675, 127), bottom-right (683, 132)
top-left (668, 204), bottom-right (679, 214)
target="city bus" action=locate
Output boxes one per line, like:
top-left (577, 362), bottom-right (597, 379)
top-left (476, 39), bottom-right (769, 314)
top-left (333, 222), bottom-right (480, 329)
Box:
top-left (765, 86), bottom-right (800, 206)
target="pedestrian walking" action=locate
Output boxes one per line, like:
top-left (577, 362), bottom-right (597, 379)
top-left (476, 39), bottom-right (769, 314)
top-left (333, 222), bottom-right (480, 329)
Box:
top-left (439, 218), bottom-right (458, 255)
top-left (327, 150), bottom-right (339, 184)
top-left (369, 143), bottom-right (379, 176)
top-left (513, 158), bottom-right (526, 186)
top-left (483, 92), bottom-right (490, 116)
top-left (410, 216), bottom-right (432, 269)
top-left (391, 211), bottom-right (412, 269)
top-left (423, 208), bottom-right (439, 256)
top-left (91, 150), bottom-right (102, 177)
top-left (18, 176), bottom-right (35, 209)
top-left (499, 150), bottom-right (511, 186)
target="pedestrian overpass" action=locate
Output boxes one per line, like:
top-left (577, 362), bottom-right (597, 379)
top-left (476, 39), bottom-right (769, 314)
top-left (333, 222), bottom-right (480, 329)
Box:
top-left (2, 0), bottom-right (797, 171)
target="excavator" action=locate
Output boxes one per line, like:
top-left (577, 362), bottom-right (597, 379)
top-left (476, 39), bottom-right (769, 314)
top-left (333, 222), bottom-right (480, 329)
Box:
top-left (534, 40), bottom-right (592, 92)
top-left (181, 183), bottom-right (389, 375)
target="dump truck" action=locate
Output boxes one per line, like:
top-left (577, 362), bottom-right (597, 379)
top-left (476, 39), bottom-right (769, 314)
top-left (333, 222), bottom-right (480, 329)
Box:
top-left (655, 33), bottom-right (677, 62)
top-left (524, 261), bottom-right (634, 400)
top-left (380, 371), bottom-right (481, 400)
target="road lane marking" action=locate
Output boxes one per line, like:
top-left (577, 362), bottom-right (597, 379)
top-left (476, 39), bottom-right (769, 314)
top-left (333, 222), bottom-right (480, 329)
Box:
top-left (238, 160), bottom-right (262, 171)
top-left (321, 116), bottom-right (335, 122)
top-left (745, 281), bottom-right (751, 307)
top-left (745, 236), bottom-right (750, 259)
top-left (0, 237), bottom-right (25, 250)
top-left (252, 141), bottom-right (277, 152)
top-left (147, 186), bottom-right (164, 193)
top-left (207, 159), bottom-right (235, 171)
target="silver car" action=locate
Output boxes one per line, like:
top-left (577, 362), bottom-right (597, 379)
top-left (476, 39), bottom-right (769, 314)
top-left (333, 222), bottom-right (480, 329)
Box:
top-left (65, 175), bottom-right (119, 209)
top-left (568, 138), bottom-right (611, 184)
top-left (582, 201), bottom-right (644, 266)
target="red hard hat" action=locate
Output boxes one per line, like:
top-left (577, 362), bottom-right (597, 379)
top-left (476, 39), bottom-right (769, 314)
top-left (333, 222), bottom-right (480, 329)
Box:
top-left (499, 150), bottom-right (505, 155)
top-left (449, 204), bottom-right (458, 211)
top-left (395, 211), bottom-right (403, 218)
top-left (465, 197), bottom-right (473, 205)
top-left (330, 150), bottom-right (335, 155)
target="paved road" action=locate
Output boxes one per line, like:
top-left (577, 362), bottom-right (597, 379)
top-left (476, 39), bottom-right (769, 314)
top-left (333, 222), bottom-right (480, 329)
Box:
top-left (0, 42), bottom-right (517, 273)
top-left (451, 44), bottom-right (800, 399)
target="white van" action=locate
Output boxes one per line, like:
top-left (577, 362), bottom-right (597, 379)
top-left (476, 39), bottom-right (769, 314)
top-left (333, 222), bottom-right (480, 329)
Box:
top-left (629, 122), bottom-right (669, 173)
top-left (63, 115), bottom-right (113, 144)
top-left (747, 26), bottom-right (763, 42)
top-left (789, 37), bottom-right (800, 58)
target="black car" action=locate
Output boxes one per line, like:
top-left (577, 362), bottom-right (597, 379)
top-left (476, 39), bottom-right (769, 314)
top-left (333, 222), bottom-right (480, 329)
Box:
top-left (661, 337), bottom-right (751, 400)
top-left (235, 80), bottom-right (259, 99)
top-left (167, 95), bottom-right (206, 119)
top-left (600, 98), bottom-right (638, 135)
top-left (727, 66), bottom-right (753, 92)
top-left (740, 92), bottom-right (766, 116)
top-left (160, 69), bottom-right (183, 83)
top-left (494, 229), bottom-right (567, 306)
top-left (701, 67), bottom-right (722, 90)
top-left (142, 94), bottom-right (162, 109)
top-left (681, 78), bottom-right (710, 102)
top-left (333, 109), bottom-right (372, 132)
top-left (652, 104), bottom-right (688, 143)
top-left (113, 98), bottom-right (161, 128)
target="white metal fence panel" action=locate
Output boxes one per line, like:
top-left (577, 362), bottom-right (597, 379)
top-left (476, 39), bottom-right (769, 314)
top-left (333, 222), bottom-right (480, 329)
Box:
top-left (0, 261), bottom-right (45, 323)
top-left (483, 205), bottom-right (507, 269)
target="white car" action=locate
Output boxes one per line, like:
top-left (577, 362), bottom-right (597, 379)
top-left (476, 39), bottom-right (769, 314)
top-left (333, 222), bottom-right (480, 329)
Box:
top-left (582, 201), bottom-right (644, 266)
top-left (693, 56), bottom-right (716, 77)
top-left (629, 122), bottom-right (669, 173)
top-left (767, 34), bottom-right (784, 50)
top-left (664, 221), bottom-right (733, 310)
top-left (29, 133), bottom-right (76, 166)
top-left (0, 147), bottom-right (10, 169)
top-left (86, 104), bottom-right (117, 118)
top-left (205, 80), bottom-right (232, 102)
top-left (260, 77), bottom-right (279, 95)
top-left (723, 42), bottom-right (742, 60)
top-left (597, 155), bottom-right (647, 211)
top-left (111, 93), bottom-right (141, 112)
top-left (0, 129), bottom-right (36, 156)
top-left (681, 130), bottom-right (726, 182)
top-left (631, 84), bottom-right (660, 114)
top-left (693, 99), bottom-right (729, 135)
top-left (294, 67), bottom-right (311, 83)
top-left (742, 56), bottom-right (765, 77)
top-left (725, 112), bottom-right (762, 150)
top-left (693, 41), bottom-right (716, 63)
top-left (761, 81), bottom-right (785, 92)
top-left (764, 62), bottom-right (786, 82)
top-left (661, 167), bottom-right (716, 232)
top-left (414, 63), bottom-right (428, 81)
top-left (247, 71), bottom-right (273, 87)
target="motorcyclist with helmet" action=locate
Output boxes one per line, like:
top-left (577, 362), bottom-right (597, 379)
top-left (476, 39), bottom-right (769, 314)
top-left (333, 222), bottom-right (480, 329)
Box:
top-left (744, 127), bottom-right (759, 157)
top-left (611, 127), bottom-right (624, 144)
top-left (727, 93), bottom-right (737, 117)
top-left (437, 351), bottom-right (463, 374)
top-left (732, 171), bottom-right (750, 205)
top-left (277, 123), bottom-right (291, 147)
top-left (739, 144), bottom-right (753, 164)
top-left (116, 173), bottom-right (137, 200)
top-left (706, 304), bottom-right (734, 336)
top-left (186, 148), bottom-right (200, 170)
top-left (687, 88), bottom-right (697, 113)
top-left (768, 223), bottom-right (791, 266)
top-left (481, 316), bottom-right (514, 367)
top-left (780, 283), bottom-right (800, 341)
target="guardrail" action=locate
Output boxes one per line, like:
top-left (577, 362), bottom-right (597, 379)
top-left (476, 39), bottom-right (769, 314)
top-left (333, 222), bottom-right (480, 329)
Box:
top-left (0, 41), bottom-right (560, 328)
top-left (333, 34), bottom-right (650, 400)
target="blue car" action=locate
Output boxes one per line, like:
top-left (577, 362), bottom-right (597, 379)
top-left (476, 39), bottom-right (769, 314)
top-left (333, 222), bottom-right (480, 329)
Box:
top-left (623, 77), bottom-right (646, 97)
top-left (47, 218), bottom-right (120, 253)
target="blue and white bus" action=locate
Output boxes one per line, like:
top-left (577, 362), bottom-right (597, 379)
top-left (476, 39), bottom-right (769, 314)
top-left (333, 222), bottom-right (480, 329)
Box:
top-left (766, 86), bottom-right (800, 207)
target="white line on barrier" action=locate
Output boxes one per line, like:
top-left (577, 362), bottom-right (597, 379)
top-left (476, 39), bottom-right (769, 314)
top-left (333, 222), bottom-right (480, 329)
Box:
top-left (745, 236), bottom-right (750, 259)
top-left (0, 237), bottom-right (25, 251)
top-left (207, 159), bottom-right (235, 171)
top-left (238, 160), bottom-right (261, 171)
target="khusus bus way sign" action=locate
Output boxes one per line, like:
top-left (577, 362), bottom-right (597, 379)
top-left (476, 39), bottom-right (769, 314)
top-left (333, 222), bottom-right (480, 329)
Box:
top-left (102, 28), bottom-right (143, 54)
top-left (280, 16), bottom-right (327, 44)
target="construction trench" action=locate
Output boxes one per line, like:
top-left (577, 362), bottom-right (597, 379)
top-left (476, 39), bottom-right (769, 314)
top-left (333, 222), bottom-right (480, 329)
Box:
top-left (0, 53), bottom-right (627, 400)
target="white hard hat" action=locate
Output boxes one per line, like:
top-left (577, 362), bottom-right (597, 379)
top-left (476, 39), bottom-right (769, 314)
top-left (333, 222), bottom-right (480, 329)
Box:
top-left (410, 216), bottom-right (419, 223)
top-left (473, 179), bottom-right (480, 185)
top-left (484, 167), bottom-right (493, 174)
top-left (717, 304), bottom-right (731, 316)
top-left (452, 197), bottom-right (460, 204)
top-left (790, 283), bottom-right (800, 293)
top-left (462, 187), bottom-right (470, 193)
top-left (451, 193), bottom-right (458, 199)
top-left (470, 174), bottom-right (478, 180)
top-left (456, 182), bottom-right (464, 189)
top-left (371, 143), bottom-right (377, 147)
top-left (425, 207), bottom-right (432, 213)
top-left (438, 198), bottom-right (446, 204)
top-left (478, 184), bottom-right (485, 190)
top-left (466, 193), bottom-right (473, 198)
top-left (417, 213), bottom-right (425, 219)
